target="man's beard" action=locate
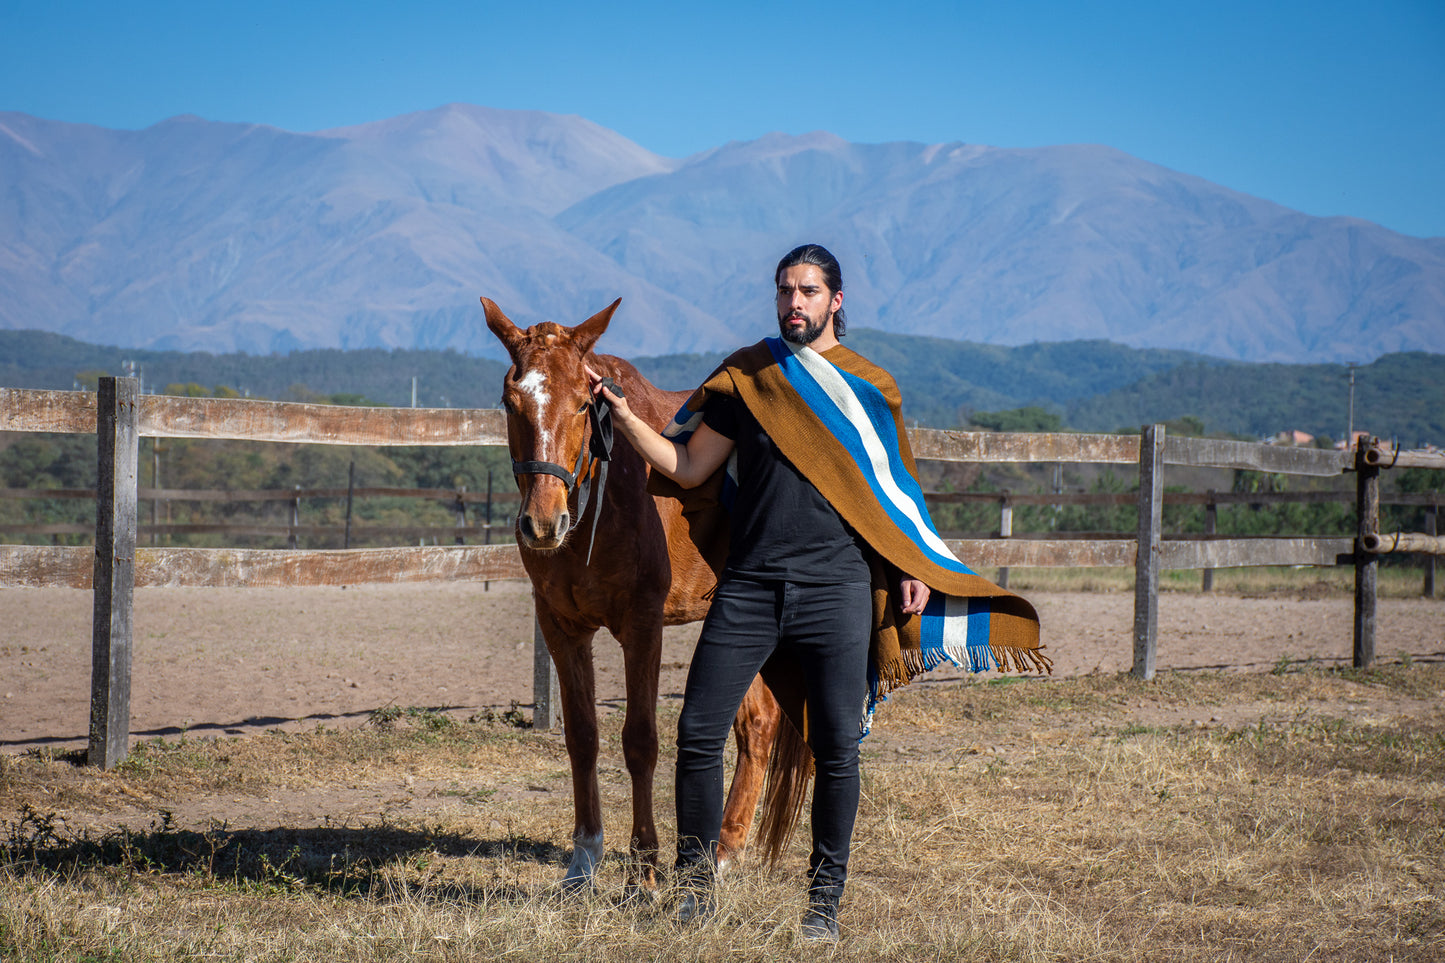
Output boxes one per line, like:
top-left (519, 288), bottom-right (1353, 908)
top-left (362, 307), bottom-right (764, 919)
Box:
top-left (778, 310), bottom-right (828, 345)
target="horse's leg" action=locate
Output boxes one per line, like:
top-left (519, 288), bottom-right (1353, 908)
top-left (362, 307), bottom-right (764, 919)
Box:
top-left (613, 607), bottom-right (663, 895)
top-left (717, 675), bottom-right (783, 869)
top-left (535, 602), bottom-right (605, 890)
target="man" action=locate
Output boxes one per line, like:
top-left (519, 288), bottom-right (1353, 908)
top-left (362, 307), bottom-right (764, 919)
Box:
top-left (588, 244), bottom-right (1043, 940)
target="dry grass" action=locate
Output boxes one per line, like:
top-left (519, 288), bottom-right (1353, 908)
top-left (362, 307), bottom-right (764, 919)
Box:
top-left (3, 665), bottom-right (1444, 961)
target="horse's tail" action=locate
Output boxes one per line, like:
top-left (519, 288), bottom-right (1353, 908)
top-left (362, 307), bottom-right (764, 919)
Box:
top-left (755, 716), bottom-right (814, 864)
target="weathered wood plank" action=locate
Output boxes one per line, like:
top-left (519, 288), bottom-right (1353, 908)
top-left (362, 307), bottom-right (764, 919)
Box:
top-left (127, 486), bottom-right (523, 503)
top-left (0, 544), bottom-right (94, 587)
top-left (0, 388), bottom-right (96, 434)
top-left (132, 544), bottom-right (529, 587)
top-left (1, 388), bottom-right (510, 445)
top-left (1355, 441), bottom-right (1378, 669)
top-left (137, 396), bottom-right (509, 446)
top-left (1427, 507), bottom-right (1438, 598)
top-left (1134, 425), bottom-right (1165, 680)
top-left (0, 544), bottom-right (530, 588)
top-left (1166, 490), bottom-right (1354, 506)
top-left (1160, 537), bottom-right (1354, 569)
top-left (90, 377), bottom-right (138, 770)
top-left (909, 429), bottom-right (1139, 464)
top-left (927, 491), bottom-right (1137, 506)
top-left (533, 614), bottom-right (561, 730)
top-left (943, 538), bottom-right (1137, 567)
top-left (1362, 531), bottom-right (1445, 555)
top-left (138, 523), bottom-right (510, 539)
top-left (1363, 445), bottom-right (1445, 470)
top-left (1164, 436), bottom-right (1351, 476)
top-left (997, 496), bottom-right (1013, 588)
top-left (1202, 494), bottom-right (1217, 591)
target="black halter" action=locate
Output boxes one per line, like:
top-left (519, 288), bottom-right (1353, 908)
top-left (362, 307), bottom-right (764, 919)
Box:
top-left (510, 377), bottom-right (621, 565)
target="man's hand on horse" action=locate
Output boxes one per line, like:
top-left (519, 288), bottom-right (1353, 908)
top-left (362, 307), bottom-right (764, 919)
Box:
top-left (584, 364), bottom-right (630, 412)
top-left (899, 578), bottom-right (930, 615)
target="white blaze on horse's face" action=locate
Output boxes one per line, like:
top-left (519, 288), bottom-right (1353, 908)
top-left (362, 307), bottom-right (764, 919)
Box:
top-left (515, 369), bottom-right (552, 451)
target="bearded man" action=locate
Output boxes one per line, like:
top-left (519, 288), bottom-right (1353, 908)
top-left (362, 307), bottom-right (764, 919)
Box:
top-left (588, 243), bottom-right (1043, 941)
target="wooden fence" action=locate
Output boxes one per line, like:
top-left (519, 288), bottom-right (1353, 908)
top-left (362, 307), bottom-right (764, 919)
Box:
top-left (3, 380), bottom-right (1441, 768)
top-left (0, 484), bottom-right (522, 544)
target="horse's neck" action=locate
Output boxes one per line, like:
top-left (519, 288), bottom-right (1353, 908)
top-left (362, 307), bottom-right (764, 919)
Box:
top-left (598, 354), bottom-right (688, 432)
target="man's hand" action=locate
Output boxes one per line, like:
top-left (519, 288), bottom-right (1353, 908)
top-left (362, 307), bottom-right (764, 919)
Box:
top-left (899, 578), bottom-right (930, 615)
top-left (583, 363), bottom-right (735, 489)
top-left (584, 364), bottom-right (633, 422)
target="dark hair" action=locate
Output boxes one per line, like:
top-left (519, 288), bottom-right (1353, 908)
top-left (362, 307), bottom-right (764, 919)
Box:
top-left (775, 243), bottom-right (847, 336)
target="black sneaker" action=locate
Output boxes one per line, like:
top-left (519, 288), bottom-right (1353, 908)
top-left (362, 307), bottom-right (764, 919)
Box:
top-left (801, 892), bottom-right (839, 941)
top-left (674, 889), bottom-right (715, 924)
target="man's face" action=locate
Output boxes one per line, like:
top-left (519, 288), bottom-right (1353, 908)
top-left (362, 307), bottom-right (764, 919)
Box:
top-left (776, 263), bottom-right (842, 346)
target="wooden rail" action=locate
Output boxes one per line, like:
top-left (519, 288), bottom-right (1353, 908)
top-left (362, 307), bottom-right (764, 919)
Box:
top-left (0, 388), bottom-right (508, 446)
top-left (1363, 531), bottom-right (1445, 555)
top-left (2, 382), bottom-right (1439, 767)
top-left (0, 543), bottom-right (528, 589)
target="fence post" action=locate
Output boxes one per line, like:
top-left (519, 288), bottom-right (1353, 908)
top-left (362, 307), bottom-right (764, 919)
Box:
top-left (1201, 491), bottom-right (1216, 592)
top-left (344, 462), bottom-right (355, 549)
top-left (151, 441), bottom-right (161, 546)
top-left (484, 470), bottom-right (493, 592)
top-left (1425, 496), bottom-right (1437, 599)
top-left (1132, 424), bottom-right (1165, 681)
top-left (533, 611), bottom-right (561, 730)
top-left (89, 376), bottom-right (138, 769)
top-left (1353, 437), bottom-right (1378, 669)
top-left (454, 485), bottom-right (467, 546)
top-left (288, 485), bottom-right (300, 550)
top-left (997, 492), bottom-right (1012, 589)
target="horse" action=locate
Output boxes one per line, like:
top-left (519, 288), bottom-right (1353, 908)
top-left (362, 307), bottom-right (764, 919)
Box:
top-left (482, 296), bottom-right (809, 894)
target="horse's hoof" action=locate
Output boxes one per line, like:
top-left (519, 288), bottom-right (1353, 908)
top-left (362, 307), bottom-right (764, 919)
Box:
top-left (559, 874), bottom-right (595, 898)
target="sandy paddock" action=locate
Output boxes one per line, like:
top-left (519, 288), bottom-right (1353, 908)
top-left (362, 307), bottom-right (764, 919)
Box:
top-left (2, 581), bottom-right (1441, 754)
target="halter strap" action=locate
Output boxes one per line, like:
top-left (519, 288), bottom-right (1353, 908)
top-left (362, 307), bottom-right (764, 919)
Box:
top-left (510, 458), bottom-right (580, 489)
top-left (510, 376), bottom-right (622, 565)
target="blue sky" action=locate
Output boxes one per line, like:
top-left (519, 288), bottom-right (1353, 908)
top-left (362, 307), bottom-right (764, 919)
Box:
top-left (3, 0), bottom-right (1442, 237)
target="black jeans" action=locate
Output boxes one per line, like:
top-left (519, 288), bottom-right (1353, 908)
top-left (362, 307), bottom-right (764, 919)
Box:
top-left (675, 577), bottom-right (872, 897)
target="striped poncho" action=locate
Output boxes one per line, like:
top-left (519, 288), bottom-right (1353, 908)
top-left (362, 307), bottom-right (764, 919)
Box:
top-left (649, 336), bottom-right (1048, 733)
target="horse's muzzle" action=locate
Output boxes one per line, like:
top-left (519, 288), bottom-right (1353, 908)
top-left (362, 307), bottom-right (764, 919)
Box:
top-left (517, 477), bottom-right (572, 550)
top-left (518, 511), bottom-right (571, 550)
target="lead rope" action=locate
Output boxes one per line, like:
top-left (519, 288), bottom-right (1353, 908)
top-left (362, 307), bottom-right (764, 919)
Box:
top-left (574, 377), bottom-right (619, 565)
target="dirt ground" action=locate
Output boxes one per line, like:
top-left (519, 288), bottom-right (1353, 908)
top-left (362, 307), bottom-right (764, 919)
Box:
top-left (3, 581), bottom-right (1442, 755)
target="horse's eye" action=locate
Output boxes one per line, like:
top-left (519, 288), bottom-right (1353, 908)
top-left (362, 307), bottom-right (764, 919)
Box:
top-left (577, 401), bottom-right (589, 414)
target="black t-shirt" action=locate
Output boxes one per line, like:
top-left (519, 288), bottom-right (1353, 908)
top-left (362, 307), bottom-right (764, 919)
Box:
top-left (703, 394), bottom-right (870, 584)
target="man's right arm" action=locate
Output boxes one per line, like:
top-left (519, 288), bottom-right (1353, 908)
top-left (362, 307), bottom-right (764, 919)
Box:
top-left (586, 365), bottom-right (735, 489)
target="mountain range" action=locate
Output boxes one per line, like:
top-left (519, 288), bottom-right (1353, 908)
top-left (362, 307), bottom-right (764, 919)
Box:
top-left (4, 328), bottom-right (1439, 448)
top-left (2, 103), bottom-right (1442, 364)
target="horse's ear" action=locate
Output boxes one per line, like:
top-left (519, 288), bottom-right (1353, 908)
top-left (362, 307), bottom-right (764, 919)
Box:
top-left (481, 297), bottom-right (524, 359)
top-left (572, 298), bottom-right (621, 357)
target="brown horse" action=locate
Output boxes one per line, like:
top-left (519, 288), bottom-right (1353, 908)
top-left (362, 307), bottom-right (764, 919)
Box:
top-left (482, 296), bottom-right (804, 894)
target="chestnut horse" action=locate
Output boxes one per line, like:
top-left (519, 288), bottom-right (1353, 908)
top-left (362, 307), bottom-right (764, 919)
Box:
top-left (482, 296), bottom-right (804, 893)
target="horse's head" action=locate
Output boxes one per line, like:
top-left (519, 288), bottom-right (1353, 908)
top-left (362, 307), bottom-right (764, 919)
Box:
top-left (482, 296), bottom-right (620, 552)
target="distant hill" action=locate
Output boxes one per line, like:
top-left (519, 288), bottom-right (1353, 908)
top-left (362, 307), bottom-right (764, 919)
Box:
top-left (1066, 352), bottom-right (1445, 447)
top-left (3, 329), bottom-right (1438, 448)
top-left (3, 105), bottom-right (1443, 364)
top-left (0, 329), bottom-right (510, 409)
